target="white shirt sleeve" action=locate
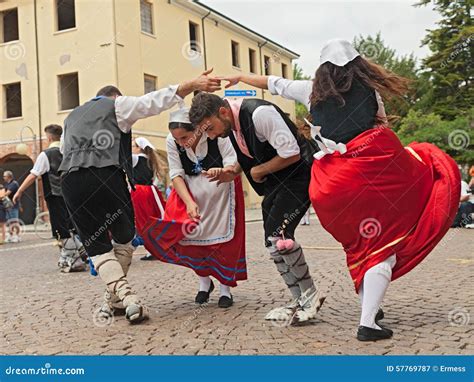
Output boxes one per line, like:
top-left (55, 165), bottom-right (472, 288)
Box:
top-left (166, 134), bottom-right (186, 180)
top-left (252, 105), bottom-right (300, 159)
top-left (30, 152), bottom-right (50, 176)
top-left (461, 181), bottom-right (469, 197)
top-left (217, 137), bottom-right (238, 167)
top-left (267, 75), bottom-right (313, 111)
top-left (114, 85), bottom-right (184, 133)
top-left (375, 91), bottom-right (388, 123)
top-left (59, 134), bottom-right (64, 154)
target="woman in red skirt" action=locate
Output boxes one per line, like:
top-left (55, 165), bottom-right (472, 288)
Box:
top-left (140, 107), bottom-right (247, 308)
top-left (130, 137), bottom-right (168, 261)
top-left (221, 39), bottom-right (460, 340)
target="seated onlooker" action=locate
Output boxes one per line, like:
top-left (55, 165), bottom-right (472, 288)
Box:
top-left (0, 185), bottom-right (7, 244)
top-left (451, 179), bottom-right (474, 228)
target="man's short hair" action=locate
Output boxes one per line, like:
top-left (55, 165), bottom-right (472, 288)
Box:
top-left (3, 170), bottom-right (13, 178)
top-left (44, 124), bottom-right (63, 138)
top-left (96, 85), bottom-right (122, 97)
top-left (189, 93), bottom-right (227, 125)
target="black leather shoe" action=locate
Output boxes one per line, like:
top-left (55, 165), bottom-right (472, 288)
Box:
top-left (140, 254), bottom-right (156, 261)
top-left (195, 281), bottom-right (214, 304)
top-left (375, 308), bottom-right (384, 322)
top-left (357, 325), bottom-right (393, 341)
top-left (374, 308), bottom-right (393, 335)
top-left (218, 295), bottom-right (233, 308)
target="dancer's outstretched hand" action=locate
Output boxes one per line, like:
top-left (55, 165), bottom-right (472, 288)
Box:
top-left (194, 68), bottom-right (221, 93)
top-left (218, 75), bottom-right (241, 89)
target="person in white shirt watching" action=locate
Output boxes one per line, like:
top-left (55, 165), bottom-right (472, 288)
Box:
top-left (14, 124), bottom-right (86, 272)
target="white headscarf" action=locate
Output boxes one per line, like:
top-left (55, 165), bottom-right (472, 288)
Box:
top-left (135, 137), bottom-right (155, 150)
top-left (169, 106), bottom-right (191, 124)
top-left (320, 39), bottom-right (360, 67)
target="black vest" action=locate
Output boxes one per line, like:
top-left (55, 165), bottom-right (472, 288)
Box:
top-left (178, 138), bottom-right (223, 176)
top-left (230, 99), bottom-right (310, 196)
top-left (133, 156), bottom-right (154, 186)
top-left (310, 81), bottom-right (378, 144)
top-left (59, 97), bottom-right (134, 187)
top-left (42, 146), bottom-right (62, 198)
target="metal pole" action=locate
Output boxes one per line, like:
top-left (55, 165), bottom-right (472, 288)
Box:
top-left (33, 133), bottom-right (41, 217)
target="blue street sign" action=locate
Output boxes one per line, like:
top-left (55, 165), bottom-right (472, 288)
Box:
top-left (224, 89), bottom-right (257, 97)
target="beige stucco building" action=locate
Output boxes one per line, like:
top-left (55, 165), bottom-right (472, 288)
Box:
top-left (0, 0), bottom-right (298, 222)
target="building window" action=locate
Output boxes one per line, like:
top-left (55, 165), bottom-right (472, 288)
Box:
top-left (189, 21), bottom-right (200, 52)
top-left (281, 63), bottom-right (288, 79)
top-left (249, 48), bottom-right (256, 74)
top-left (264, 55), bottom-right (271, 75)
top-left (56, 0), bottom-right (76, 31)
top-left (140, 0), bottom-right (153, 35)
top-left (58, 73), bottom-right (79, 111)
top-left (144, 74), bottom-right (156, 94)
top-left (231, 41), bottom-right (240, 68)
top-left (3, 82), bottom-right (22, 119)
top-left (0, 8), bottom-right (19, 43)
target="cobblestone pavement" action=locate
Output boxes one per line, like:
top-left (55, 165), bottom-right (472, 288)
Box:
top-left (1, 215), bottom-right (472, 355)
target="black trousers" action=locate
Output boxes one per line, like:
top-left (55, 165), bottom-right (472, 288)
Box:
top-left (261, 173), bottom-right (311, 247)
top-left (61, 166), bottom-right (135, 256)
top-left (45, 195), bottom-right (73, 239)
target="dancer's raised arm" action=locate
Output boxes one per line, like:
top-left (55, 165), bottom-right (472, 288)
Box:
top-left (220, 74), bottom-right (312, 110)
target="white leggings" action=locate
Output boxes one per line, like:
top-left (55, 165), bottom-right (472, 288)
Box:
top-left (358, 254), bottom-right (397, 329)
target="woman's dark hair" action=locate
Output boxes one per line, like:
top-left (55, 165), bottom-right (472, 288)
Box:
top-left (310, 56), bottom-right (410, 108)
top-left (168, 122), bottom-right (195, 132)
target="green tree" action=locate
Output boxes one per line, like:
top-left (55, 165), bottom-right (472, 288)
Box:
top-left (398, 107), bottom-right (474, 163)
top-left (416, 0), bottom-right (473, 120)
top-left (292, 63), bottom-right (311, 121)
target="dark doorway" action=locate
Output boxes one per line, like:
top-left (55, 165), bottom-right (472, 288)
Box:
top-left (0, 154), bottom-right (36, 224)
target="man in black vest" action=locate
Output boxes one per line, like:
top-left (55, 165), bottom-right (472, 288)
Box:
top-left (13, 124), bottom-right (86, 273)
top-left (59, 70), bottom-right (221, 324)
top-left (189, 93), bottom-right (324, 325)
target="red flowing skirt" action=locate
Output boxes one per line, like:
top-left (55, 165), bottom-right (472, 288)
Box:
top-left (131, 185), bottom-right (166, 236)
top-left (309, 126), bottom-right (460, 292)
top-left (139, 177), bottom-right (247, 287)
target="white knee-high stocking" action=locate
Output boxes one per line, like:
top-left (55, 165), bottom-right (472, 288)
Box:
top-left (359, 255), bottom-right (396, 329)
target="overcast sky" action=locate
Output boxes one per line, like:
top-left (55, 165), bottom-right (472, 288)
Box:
top-left (205, 0), bottom-right (440, 77)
